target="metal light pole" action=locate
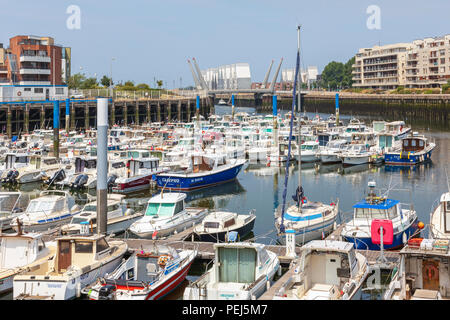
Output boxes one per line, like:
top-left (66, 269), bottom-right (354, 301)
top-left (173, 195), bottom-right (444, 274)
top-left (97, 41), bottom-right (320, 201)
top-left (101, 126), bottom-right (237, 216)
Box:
top-left (110, 58), bottom-right (115, 97)
top-left (96, 98), bottom-right (108, 235)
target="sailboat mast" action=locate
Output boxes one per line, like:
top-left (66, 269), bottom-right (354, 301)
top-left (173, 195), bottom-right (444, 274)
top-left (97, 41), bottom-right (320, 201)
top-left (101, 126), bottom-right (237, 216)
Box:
top-left (297, 25), bottom-right (302, 213)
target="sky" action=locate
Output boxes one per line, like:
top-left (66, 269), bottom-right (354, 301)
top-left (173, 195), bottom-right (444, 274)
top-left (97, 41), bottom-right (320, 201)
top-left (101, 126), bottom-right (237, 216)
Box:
top-left (1, 0), bottom-right (449, 88)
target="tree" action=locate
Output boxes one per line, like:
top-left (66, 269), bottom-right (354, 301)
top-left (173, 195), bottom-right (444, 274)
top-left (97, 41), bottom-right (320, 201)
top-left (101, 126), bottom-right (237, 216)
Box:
top-left (79, 77), bottom-right (98, 89)
top-left (101, 75), bottom-right (113, 87)
top-left (321, 56), bottom-right (355, 90)
top-left (67, 73), bottom-right (86, 89)
top-left (156, 80), bottom-right (163, 88)
top-left (136, 83), bottom-right (151, 90)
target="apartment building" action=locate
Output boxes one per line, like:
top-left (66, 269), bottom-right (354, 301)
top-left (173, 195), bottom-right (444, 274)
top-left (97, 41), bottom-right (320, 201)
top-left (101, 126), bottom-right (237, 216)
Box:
top-left (406, 35), bottom-right (450, 88)
top-left (352, 35), bottom-right (450, 90)
top-left (0, 35), bottom-right (71, 85)
top-left (0, 35), bottom-right (71, 101)
top-left (352, 43), bottom-right (412, 90)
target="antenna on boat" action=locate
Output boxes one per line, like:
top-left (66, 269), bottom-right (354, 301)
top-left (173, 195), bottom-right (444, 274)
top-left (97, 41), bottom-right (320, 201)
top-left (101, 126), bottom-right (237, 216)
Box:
top-left (16, 217), bottom-right (22, 236)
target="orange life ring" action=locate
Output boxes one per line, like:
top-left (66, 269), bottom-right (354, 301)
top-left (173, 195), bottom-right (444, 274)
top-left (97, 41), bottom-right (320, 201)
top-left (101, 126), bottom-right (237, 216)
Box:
top-left (158, 255), bottom-right (170, 266)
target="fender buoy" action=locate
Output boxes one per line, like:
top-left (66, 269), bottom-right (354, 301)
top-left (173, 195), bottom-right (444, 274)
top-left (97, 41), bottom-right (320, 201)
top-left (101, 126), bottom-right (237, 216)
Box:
top-left (17, 91), bottom-right (22, 96)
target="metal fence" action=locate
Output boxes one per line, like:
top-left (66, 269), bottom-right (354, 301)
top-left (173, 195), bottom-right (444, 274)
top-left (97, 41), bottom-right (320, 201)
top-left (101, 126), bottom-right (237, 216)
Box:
top-left (70, 89), bottom-right (208, 100)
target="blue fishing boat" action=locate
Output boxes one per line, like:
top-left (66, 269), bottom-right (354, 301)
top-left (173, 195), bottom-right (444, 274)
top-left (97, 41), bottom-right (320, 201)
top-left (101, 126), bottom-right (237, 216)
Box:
top-left (155, 153), bottom-right (246, 191)
top-left (341, 181), bottom-right (420, 250)
top-left (384, 133), bottom-right (436, 165)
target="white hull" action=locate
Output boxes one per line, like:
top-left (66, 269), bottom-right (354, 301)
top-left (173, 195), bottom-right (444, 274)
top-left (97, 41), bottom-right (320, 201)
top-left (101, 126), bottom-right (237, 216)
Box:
top-left (13, 255), bottom-right (123, 300)
top-left (341, 155), bottom-right (370, 166)
top-left (320, 154), bottom-right (341, 164)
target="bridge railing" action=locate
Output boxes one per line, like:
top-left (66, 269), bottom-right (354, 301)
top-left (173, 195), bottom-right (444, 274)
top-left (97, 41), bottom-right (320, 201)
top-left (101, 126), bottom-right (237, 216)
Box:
top-left (69, 89), bottom-right (209, 100)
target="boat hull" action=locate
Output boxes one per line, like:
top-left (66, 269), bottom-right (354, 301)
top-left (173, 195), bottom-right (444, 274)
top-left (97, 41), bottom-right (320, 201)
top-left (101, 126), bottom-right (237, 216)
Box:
top-left (113, 174), bottom-right (155, 193)
top-left (155, 162), bottom-right (244, 191)
top-left (384, 148), bottom-right (434, 165)
top-left (343, 221), bottom-right (419, 251)
top-left (195, 217), bottom-right (255, 242)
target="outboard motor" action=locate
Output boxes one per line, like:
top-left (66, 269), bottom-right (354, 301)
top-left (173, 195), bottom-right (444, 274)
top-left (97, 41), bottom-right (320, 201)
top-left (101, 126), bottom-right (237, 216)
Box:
top-left (97, 284), bottom-right (116, 300)
top-left (46, 169), bottom-right (66, 185)
top-left (107, 174), bottom-right (118, 189)
top-left (72, 174), bottom-right (89, 188)
top-left (3, 169), bottom-right (19, 183)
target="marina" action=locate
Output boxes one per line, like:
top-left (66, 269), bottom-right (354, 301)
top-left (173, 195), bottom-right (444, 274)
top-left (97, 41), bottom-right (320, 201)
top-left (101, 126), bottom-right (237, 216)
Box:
top-left (1, 1), bottom-right (450, 307)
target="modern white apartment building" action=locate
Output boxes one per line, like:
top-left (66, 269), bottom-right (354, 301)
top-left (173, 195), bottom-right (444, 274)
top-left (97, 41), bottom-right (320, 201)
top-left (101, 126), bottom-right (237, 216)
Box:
top-left (201, 63), bottom-right (251, 90)
top-left (406, 35), bottom-right (450, 88)
top-left (352, 35), bottom-right (450, 89)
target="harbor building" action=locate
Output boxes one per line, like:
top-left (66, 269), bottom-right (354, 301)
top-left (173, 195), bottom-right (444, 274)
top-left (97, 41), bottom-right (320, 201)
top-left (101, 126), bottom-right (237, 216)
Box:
top-left (201, 63), bottom-right (251, 90)
top-left (0, 35), bottom-right (71, 102)
top-left (352, 34), bottom-right (450, 90)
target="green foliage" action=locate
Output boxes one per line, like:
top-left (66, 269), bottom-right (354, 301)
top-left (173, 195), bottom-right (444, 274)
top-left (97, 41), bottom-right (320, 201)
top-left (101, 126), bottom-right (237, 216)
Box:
top-left (157, 80), bottom-right (163, 88)
top-left (67, 73), bottom-right (86, 89)
top-left (442, 80), bottom-right (450, 93)
top-left (67, 73), bottom-right (98, 89)
top-left (100, 75), bottom-right (113, 87)
top-left (320, 56), bottom-right (355, 90)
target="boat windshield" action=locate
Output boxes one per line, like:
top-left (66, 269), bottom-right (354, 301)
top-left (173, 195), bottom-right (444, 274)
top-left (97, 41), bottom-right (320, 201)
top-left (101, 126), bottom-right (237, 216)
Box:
top-left (71, 217), bottom-right (89, 224)
top-left (145, 203), bottom-right (174, 217)
top-left (26, 200), bottom-right (57, 214)
top-left (354, 207), bottom-right (398, 219)
top-left (83, 205), bottom-right (96, 212)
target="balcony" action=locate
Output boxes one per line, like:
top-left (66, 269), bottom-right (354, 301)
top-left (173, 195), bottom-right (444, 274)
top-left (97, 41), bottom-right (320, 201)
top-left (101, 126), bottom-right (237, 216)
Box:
top-left (20, 55), bottom-right (51, 63)
top-left (363, 59), bottom-right (398, 66)
top-left (18, 81), bottom-right (51, 85)
top-left (19, 68), bottom-right (51, 75)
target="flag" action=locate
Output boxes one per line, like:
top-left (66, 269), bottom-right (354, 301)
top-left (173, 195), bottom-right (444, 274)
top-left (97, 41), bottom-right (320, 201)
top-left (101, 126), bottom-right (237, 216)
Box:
top-left (152, 230), bottom-right (158, 240)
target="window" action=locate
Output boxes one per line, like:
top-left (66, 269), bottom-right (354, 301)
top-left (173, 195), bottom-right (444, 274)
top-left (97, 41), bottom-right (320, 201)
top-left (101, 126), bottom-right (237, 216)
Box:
top-left (96, 238), bottom-right (109, 253)
top-left (419, 140), bottom-right (424, 147)
top-left (411, 140), bottom-right (416, 147)
top-left (218, 247), bottom-right (256, 283)
top-left (403, 140), bottom-right (409, 147)
top-left (224, 219), bottom-right (235, 228)
top-left (24, 88), bottom-right (31, 92)
top-left (203, 222), bottom-right (219, 229)
top-left (34, 88), bottom-right (44, 93)
top-left (174, 201), bottom-right (184, 215)
top-left (145, 203), bottom-right (174, 217)
top-left (55, 88), bottom-right (64, 95)
top-left (112, 162), bottom-right (125, 169)
top-left (75, 241), bottom-right (93, 253)
top-left (107, 204), bottom-right (120, 212)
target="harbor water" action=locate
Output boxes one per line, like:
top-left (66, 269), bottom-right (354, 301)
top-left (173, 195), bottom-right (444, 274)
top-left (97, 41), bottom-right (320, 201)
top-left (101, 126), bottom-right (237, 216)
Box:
top-left (1, 103), bottom-right (449, 300)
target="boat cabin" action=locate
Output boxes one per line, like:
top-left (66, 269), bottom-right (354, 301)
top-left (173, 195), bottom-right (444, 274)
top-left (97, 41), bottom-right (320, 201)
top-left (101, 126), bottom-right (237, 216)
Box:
top-left (126, 157), bottom-right (160, 177)
top-left (201, 212), bottom-right (238, 230)
top-left (0, 233), bottom-right (48, 269)
top-left (401, 135), bottom-right (428, 153)
top-left (438, 193), bottom-right (450, 234)
top-left (352, 197), bottom-right (402, 221)
top-left (54, 234), bottom-right (113, 273)
top-left (318, 132), bottom-right (340, 147)
top-left (144, 193), bottom-right (186, 219)
top-left (5, 153), bottom-right (29, 169)
top-left (285, 241), bottom-right (361, 300)
top-left (351, 132), bottom-right (375, 146)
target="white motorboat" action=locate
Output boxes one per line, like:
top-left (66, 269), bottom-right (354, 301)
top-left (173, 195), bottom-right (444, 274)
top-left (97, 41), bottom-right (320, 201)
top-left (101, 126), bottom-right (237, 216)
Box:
top-left (297, 141), bottom-right (320, 163)
top-left (83, 244), bottom-right (197, 300)
top-left (273, 240), bottom-right (369, 300)
top-left (193, 210), bottom-right (256, 242)
top-left (10, 190), bottom-right (81, 233)
top-left (60, 194), bottom-right (142, 235)
top-left (430, 192), bottom-right (450, 240)
top-left (129, 192), bottom-right (208, 239)
top-left (317, 139), bottom-right (349, 164)
top-left (339, 144), bottom-right (375, 166)
top-left (0, 226), bottom-right (55, 294)
top-left (13, 234), bottom-right (128, 300)
top-left (0, 191), bottom-right (25, 231)
top-left (183, 242), bottom-right (280, 300)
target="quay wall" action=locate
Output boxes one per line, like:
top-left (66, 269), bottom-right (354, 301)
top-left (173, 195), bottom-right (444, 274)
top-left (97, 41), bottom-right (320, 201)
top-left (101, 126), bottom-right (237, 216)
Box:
top-left (0, 96), bottom-right (214, 137)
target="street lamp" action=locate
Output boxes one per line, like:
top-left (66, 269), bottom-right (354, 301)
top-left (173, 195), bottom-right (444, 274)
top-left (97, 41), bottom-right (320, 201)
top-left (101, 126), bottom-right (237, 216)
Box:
top-left (110, 57), bottom-right (115, 97)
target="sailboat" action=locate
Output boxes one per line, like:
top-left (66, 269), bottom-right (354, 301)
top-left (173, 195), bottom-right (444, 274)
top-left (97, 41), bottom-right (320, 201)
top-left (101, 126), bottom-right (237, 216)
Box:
top-left (274, 25), bottom-right (338, 245)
